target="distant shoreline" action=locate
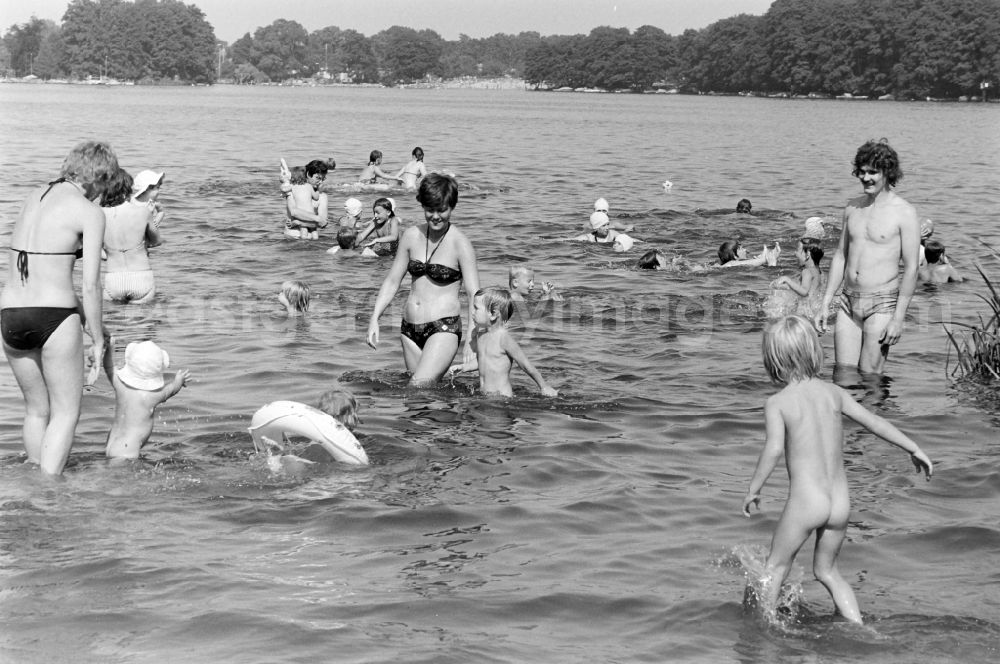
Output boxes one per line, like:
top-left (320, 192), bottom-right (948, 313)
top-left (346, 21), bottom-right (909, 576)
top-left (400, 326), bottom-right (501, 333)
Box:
top-left (3, 76), bottom-right (996, 103)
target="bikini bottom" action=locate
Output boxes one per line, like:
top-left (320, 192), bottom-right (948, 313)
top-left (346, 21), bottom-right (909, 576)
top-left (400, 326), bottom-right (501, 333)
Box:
top-left (400, 315), bottom-right (462, 350)
top-left (839, 288), bottom-right (897, 324)
top-left (104, 270), bottom-right (156, 304)
top-left (1, 306), bottom-right (79, 351)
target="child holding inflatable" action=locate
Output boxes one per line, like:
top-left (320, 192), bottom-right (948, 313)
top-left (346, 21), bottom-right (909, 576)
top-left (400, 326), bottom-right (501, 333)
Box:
top-left (249, 389), bottom-right (368, 470)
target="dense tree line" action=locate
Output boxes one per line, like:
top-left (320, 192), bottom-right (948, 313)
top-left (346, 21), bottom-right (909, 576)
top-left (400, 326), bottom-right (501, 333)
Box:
top-left (1, 0), bottom-right (216, 83)
top-left (525, 0), bottom-right (1000, 98)
top-left (2, 0), bottom-right (997, 98)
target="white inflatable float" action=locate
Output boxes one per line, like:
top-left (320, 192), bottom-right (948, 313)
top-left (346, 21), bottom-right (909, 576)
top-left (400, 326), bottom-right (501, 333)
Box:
top-left (249, 400), bottom-right (368, 465)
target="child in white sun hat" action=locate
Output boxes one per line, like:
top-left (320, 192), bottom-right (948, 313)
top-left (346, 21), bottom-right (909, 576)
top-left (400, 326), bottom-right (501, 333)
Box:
top-left (103, 339), bottom-right (190, 459)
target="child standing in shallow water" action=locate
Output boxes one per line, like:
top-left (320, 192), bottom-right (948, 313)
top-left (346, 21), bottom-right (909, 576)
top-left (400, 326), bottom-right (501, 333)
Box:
top-left (103, 340), bottom-right (190, 459)
top-left (449, 287), bottom-right (558, 397)
top-left (742, 315), bottom-right (932, 624)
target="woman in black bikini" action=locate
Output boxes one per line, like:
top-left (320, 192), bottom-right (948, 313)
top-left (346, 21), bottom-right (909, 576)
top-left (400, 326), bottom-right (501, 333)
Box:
top-left (0, 141), bottom-right (117, 474)
top-left (366, 174), bottom-right (480, 386)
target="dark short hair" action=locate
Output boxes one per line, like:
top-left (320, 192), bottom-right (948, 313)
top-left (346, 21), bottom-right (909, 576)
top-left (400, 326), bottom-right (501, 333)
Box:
top-left (416, 172), bottom-right (458, 210)
top-left (852, 138), bottom-right (902, 187)
top-left (100, 168), bottom-right (133, 207)
top-left (337, 227), bottom-right (357, 249)
top-left (924, 239), bottom-right (945, 263)
top-left (637, 249), bottom-right (661, 269)
top-left (799, 237), bottom-right (824, 266)
top-left (305, 159), bottom-right (329, 178)
top-left (718, 240), bottom-right (740, 265)
top-left (736, 198), bottom-right (752, 213)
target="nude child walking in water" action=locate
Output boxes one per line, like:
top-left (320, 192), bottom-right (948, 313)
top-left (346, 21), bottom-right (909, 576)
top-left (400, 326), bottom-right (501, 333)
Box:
top-left (742, 315), bottom-right (932, 624)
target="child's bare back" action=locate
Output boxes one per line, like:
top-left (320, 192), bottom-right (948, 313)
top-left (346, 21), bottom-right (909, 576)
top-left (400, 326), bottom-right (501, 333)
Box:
top-left (767, 378), bottom-right (852, 532)
top-left (104, 339), bottom-right (189, 459)
top-left (743, 315), bottom-right (931, 624)
top-left (474, 327), bottom-right (517, 397)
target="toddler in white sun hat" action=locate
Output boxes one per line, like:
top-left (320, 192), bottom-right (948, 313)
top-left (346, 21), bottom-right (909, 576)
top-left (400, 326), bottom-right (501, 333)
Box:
top-left (103, 339), bottom-right (190, 459)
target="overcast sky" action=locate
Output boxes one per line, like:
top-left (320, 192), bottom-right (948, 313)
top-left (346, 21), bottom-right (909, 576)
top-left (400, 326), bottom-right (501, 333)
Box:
top-left (1, 0), bottom-right (774, 43)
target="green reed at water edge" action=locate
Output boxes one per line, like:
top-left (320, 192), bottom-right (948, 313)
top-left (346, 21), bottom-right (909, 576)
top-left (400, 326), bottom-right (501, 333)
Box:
top-left (945, 261), bottom-right (1000, 381)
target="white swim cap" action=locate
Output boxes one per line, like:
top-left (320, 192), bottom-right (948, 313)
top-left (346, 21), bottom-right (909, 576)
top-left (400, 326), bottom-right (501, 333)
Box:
top-left (590, 211), bottom-right (610, 230)
top-left (594, 197), bottom-right (609, 212)
top-left (345, 198), bottom-right (363, 216)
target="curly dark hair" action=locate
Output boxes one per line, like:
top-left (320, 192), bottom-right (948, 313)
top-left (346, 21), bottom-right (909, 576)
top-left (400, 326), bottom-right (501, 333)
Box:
top-left (852, 138), bottom-right (902, 187)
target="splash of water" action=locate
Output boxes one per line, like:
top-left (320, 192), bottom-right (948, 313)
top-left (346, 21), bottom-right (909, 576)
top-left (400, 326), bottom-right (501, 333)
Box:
top-left (732, 543), bottom-right (806, 627)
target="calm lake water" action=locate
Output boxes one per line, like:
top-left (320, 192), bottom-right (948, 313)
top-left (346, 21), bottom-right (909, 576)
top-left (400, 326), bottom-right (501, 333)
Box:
top-left (1, 84), bottom-right (998, 663)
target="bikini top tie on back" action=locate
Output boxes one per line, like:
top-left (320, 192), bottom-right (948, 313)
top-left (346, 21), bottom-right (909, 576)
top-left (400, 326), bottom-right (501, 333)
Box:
top-left (407, 225), bottom-right (462, 285)
top-left (10, 179), bottom-right (84, 283)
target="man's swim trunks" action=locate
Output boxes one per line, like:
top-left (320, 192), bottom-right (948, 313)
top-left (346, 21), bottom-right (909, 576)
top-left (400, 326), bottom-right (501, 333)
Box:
top-left (400, 315), bottom-right (462, 349)
top-left (839, 288), bottom-right (898, 323)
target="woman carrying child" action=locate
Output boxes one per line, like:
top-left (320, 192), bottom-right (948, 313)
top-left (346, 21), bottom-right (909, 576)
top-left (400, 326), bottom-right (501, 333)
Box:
top-left (101, 169), bottom-right (164, 304)
top-left (356, 197), bottom-right (401, 257)
top-left (366, 174), bottom-right (480, 386)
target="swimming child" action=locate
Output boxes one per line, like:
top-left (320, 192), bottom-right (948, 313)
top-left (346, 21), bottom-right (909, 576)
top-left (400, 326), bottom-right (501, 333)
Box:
top-left (717, 239), bottom-right (781, 268)
top-left (637, 249), bottom-right (667, 269)
top-left (448, 287), bottom-right (558, 397)
top-left (103, 339), bottom-right (190, 459)
top-left (592, 197), bottom-right (634, 232)
top-left (509, 265), bottom-right (562, 301)
top-left (358, 150), bottom-right (402, 186)
top-left (918, 240), bottom-right (963, 283)
top-left (736, 198), bottom-right (753, 214)
top-left (251, 389), bottom-right (365, 471)
top-left (278, 280), bottom-right (310, 315)
top-left (574, 211), bottom-right (636, 250)
top-left (742, 315), bottom-right (932, 624)
top-left (395, 147), bottom-right (428, 190)
top-left (356, 197), bottom-right (401, 257)
top-left (773, 238), bottom-right (823, 299)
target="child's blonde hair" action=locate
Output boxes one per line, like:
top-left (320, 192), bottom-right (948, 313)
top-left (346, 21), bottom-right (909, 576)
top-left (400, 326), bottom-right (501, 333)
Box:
top-left (475, 287), bottom-right (514, 324)
top-left (508, 265), bottom-right (532, 288)
top-left (281, 280), bottom-right (311, 312)
top-left (762, 315), bottom-right (823, 384)
top-left (316, 389), bottom-right (359, 431)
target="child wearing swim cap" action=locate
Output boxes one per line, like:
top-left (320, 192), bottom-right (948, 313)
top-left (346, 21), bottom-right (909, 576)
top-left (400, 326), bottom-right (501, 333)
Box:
top-left (448, 287), bottom-right (558, 397)
top-left (742, 315), bottom-right (931, 625)
top-left (589, 197), bottom-right (633, 232)
top-left (103, 339), bottom-right (190, 459)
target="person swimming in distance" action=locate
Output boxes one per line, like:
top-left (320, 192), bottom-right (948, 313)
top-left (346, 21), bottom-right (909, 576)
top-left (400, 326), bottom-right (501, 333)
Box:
top-left (358, 150), bottom-right (402, 186)
top-left (278, 280), bottom-right (310, 316)
top-left (736, 198), bottom-right (753, 214)
top-left (717, 239), bottom-right (780, 268)
top-left (395, 147), bottom-right (428, 191)
top-left (592, 197), bottom-right (633, 232)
